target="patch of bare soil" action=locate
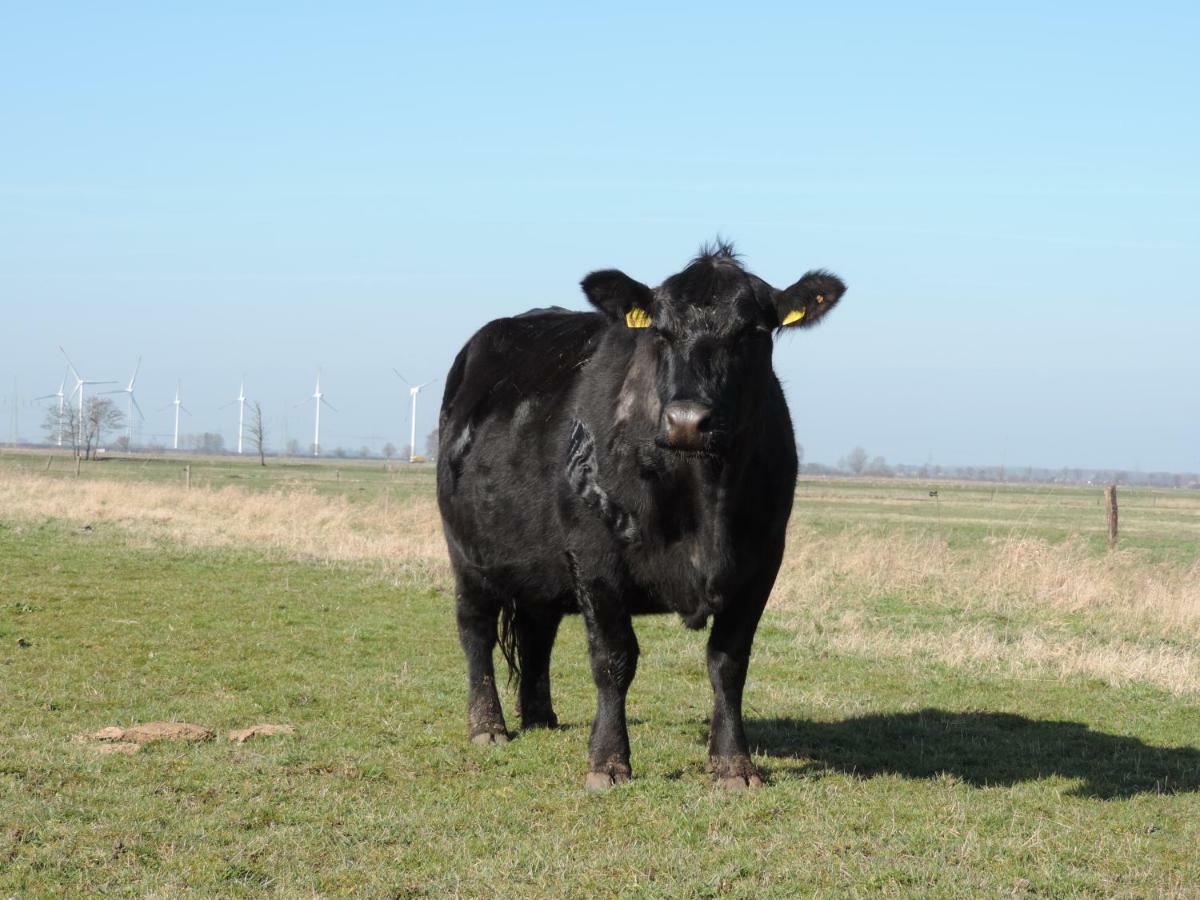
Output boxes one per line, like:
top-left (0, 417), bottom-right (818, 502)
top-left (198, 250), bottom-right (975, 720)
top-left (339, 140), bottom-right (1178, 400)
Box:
top-left (78, 722), bottom-right (216, 750)
top-left (228, 724), bottom-right (295, 744)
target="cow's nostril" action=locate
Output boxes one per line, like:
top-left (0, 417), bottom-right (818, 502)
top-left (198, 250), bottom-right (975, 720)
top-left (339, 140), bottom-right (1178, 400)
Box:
top-left (661, 402), bottom-right (713, 451)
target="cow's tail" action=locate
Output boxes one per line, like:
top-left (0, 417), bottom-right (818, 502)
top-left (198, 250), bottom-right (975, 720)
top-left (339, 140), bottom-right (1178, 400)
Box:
top-left (497, 598), bottom-right (520, 686)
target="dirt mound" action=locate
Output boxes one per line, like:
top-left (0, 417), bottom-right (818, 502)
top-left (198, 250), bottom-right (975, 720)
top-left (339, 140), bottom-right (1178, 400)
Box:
top-left (228, 724), bottom-right (295, 744)
top-left (85, 722), bottom-right (215, 745)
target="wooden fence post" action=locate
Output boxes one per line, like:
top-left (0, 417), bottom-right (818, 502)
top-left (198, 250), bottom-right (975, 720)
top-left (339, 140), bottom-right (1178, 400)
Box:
top-left (185, 464), bottom-right (191, 490)
top-left (1105, 485), bottom-right (1118, 551)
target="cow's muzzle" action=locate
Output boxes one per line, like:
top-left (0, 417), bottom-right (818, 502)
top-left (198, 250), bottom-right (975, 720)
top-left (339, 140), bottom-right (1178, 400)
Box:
top-left (658, 401), bottom-right (713, 452)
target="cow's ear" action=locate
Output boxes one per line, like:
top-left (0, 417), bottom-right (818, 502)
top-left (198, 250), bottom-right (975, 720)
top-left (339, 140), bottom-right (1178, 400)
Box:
top-left (581, 269), bottom-right (655, 328)
top-left (774, 270), bottom-right (846, 329)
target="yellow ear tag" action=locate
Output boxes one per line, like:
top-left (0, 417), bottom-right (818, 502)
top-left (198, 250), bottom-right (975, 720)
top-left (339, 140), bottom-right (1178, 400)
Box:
top-left (781, 309), bottom-right (806, 326)
top-left (625, 307), bottom-right (652, 328)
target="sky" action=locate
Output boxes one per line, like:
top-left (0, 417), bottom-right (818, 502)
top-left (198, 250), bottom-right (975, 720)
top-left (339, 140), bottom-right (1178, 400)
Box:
top-left (1, 2), bottom-right (1197, 471)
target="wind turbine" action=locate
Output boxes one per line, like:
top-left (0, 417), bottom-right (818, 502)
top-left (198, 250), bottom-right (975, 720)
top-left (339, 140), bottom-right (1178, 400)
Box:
top-left (302, 370), bottom-right (336, 457)
top-left (33, 367), bottom-right (70, 446)
top-left (221, 377), bottom-right (247, 454)
top-left (101, 356), bottom-right (144, 446)
top-left (159, 381), bottom-right (191, 450)
top-left (394, 369), bottom-right (439, 463)
top-left (59, 346), bottom-right (117, 451)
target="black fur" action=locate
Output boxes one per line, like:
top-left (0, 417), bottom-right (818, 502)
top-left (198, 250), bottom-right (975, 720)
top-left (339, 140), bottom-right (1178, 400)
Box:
top-left (437, 242), bottom-right (847, 788)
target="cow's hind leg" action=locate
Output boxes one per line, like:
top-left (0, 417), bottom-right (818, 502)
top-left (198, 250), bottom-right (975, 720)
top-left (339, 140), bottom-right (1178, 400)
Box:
top-left (455, 591), bottom-right (510, 745)
top-left (515, 609), bottom-right (562, 730)
top-left (706, 602), bottom-right (767, 790)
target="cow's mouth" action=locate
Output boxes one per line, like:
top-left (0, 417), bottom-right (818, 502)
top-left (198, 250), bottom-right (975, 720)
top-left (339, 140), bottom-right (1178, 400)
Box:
top-left (654, 437), bottom-right (723, 459)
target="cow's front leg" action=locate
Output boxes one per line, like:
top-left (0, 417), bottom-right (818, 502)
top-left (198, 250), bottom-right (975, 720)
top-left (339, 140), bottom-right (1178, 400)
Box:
top-left (707, 605), bottom-right (766, 790)
top-left (580, 590), bottom-right (639, 791)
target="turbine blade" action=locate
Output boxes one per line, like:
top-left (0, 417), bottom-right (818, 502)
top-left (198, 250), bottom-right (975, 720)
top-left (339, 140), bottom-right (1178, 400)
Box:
top-left (58, 346), bottom-right (82, 382)
top-left (418, 377), bottom-right (440, 390)
top-left (128, 356), bottom-right (142, 390)
top-left (393, 368), bottom-right (409, 384)
top-left (131, 395), bottom-right (146, 420)
top-left (321, 399), bottom-right (338, 412)
top-left (180, 405), bottom-right (192, 416)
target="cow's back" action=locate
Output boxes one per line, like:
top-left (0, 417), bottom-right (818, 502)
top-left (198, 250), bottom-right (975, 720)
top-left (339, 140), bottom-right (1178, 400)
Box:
top-left (437, 307), bottom-right (606, 599)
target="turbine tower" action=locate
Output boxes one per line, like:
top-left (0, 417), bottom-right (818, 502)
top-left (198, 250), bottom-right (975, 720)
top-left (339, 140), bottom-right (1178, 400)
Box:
top-left (394, 369), bottom-right (438, 463)
top-left (59, 346), bottom-right (117, 451)
top-left (33, 367), bottom-right (70, 446)
top-left (169, 381), bottom-right (190, 450)
top-left (101, 356), bottom-right (144, 446)
top-left (307, 370), bottom-right (336, 457)
top-left (221, 378), bottom-right (247, 454)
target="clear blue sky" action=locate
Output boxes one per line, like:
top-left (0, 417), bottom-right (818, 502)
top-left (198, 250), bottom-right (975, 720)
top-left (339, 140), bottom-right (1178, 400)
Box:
top-left (2, 3), bottom-right (1197, 471)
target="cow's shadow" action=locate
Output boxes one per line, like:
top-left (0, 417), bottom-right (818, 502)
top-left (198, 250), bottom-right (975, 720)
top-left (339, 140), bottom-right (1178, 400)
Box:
top-left (745, 709), bottom-right (1200, 799)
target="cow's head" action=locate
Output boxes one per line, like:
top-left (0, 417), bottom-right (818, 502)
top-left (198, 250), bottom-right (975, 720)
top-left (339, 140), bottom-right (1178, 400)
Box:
top-left (582, 241), bottom-right (845, 455)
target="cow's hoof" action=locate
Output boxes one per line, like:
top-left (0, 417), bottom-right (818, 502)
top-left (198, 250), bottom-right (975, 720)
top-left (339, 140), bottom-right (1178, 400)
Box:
top-left (711, 756), bottom-right (763, 791)
top-left (521, 712), bottom-right (559, 731)
top-left (470, 730), bottom-right (509, 745)
top-left (716, 772), bottom-right (764, 791)
top-left (584, 762), bottom-right (632, 792)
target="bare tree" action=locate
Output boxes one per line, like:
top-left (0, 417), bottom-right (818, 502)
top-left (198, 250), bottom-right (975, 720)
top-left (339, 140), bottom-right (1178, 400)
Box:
top-left (796, 442), bottom-right (804, 472)
top-left (840, 446), bottom-right (868, 476)
top-left (382, 442), bottom-right (397, 461)
top-left (72, 397), bottom-right (124, 460)
top-left (358, 445), bottom-right (372, 459)
top-left (42, 402), bottom-right (79, 455)
top-left (247, 401), bottom-right (267, 466)
top-left (286, 438), bottom-right (300, 457)
top-left (425, 428), bottom-right (439, 460)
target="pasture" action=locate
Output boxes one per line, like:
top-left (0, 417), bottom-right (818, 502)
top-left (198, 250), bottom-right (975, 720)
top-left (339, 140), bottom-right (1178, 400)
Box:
top-left (1, 450), bottom-right (1198, 895)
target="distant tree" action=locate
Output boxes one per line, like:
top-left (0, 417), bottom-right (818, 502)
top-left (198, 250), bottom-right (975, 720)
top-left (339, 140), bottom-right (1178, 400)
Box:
top-left (401, 444), bottom-right (413, 462)
top-left (358, 445), bottom-right (372, 459)
top-left (41, 402), bottom-right (79, 454)
top-left (113, 435), bottom-right (130, 452)
top-left (425, 428), bottom-right (439, 460)
top-left (199, 432), bottom-right (225, 455)
top-left (286, 438), bottom-right (300, 457)
top-left (796, 443), bottom-right (804, 470)
top-left (77, 397), bottom-right (124, 460)
top-left (840, 446), bottom-right (868, 476)
top-left (333, 446), bottom-right (347, 459)
top-left (866, 455), bottom-right (893, 477)
top-left (382, 442), bottom-right (397, 461)
top-left (247, 401), bottom-right (267, 466)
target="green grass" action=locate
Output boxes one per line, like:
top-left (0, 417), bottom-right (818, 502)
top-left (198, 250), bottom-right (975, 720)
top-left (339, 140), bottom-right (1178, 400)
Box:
top-left (2, 511), bottom-right (1199, 895)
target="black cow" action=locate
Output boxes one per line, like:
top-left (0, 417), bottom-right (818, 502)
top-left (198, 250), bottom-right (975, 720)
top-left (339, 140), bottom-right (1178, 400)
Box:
top-left (436, 242), bottom-right (846, 790)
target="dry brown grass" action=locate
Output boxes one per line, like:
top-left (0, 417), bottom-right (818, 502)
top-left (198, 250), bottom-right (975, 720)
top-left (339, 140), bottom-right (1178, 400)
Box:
top-left (774, 524), bottom-right (1200, 695)
top-left (774, 525), bottom-right (1200, 634)
top-left (3, 469), bottom-right (1198, 694)
top-left (0, 470), bottom-right (450, 583)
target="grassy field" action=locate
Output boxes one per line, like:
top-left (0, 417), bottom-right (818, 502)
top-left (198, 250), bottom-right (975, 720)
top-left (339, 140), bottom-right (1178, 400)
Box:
top-left (1, 450), bottom-right (1198, 895)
